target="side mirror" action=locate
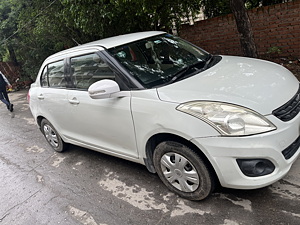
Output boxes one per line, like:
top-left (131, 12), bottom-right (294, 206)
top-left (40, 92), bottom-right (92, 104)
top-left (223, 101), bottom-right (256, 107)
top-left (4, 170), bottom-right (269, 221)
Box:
top-left (88, 79), bottom-right (120, 99)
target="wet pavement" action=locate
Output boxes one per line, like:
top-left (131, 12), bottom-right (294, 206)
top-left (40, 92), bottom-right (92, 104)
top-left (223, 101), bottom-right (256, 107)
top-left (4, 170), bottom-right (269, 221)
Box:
top-left (0, 90), bottom-right (299, 225)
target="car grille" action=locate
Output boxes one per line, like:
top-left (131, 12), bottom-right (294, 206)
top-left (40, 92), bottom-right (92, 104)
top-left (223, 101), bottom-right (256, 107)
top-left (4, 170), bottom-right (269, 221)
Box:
top-left (282, 135), bottom-right (300, 160)
top-left (273, 85), bottom-right (300, 122)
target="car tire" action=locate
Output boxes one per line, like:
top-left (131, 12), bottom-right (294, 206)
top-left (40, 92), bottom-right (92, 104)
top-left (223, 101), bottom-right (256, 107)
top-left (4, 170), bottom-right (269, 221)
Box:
top-left (153, 141), bottom-right (214, 200)
top-left (41, 119), bottom-right (67, 152)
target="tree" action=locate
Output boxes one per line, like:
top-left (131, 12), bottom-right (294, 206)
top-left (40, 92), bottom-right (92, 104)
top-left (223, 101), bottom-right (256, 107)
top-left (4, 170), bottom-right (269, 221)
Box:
top-left (1, 0), bottom-right (292, 79)
top-left (201, 0), bottom-right (231, 18)
top-left (15, 0), bottom-right (74, 76)
top-left (0, 0), bottom-right (20, 65)
top-left (60, 0), bottom-right (204, 39)
top-left (230, 0), bottom-right (258, 58)
top-left (0, 0), bottom-right (205, 78)
top-left (247, 0), bottom-right (292, 7)
top-left (13, 0), bottom-right (207, 78)
top-left (201, 0), bottom-right (295, 17)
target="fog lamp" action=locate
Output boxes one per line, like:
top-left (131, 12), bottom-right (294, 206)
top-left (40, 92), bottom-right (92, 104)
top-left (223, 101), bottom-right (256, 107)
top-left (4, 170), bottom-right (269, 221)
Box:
top-left (237, 159), bottom-right (275, 177)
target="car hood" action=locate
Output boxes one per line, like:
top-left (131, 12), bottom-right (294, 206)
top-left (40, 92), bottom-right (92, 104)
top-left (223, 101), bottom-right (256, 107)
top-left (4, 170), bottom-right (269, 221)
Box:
top-left (157, 56), bottom-right (299, 115)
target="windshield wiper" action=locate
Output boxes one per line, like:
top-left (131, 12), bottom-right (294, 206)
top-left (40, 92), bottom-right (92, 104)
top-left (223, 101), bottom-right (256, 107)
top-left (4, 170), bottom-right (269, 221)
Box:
top-left (201, 54), bottom-right (213, 71)
top-left (169, 56), bottom-right (213, 83)
top-left (169, 66), bottom-right (190, 82)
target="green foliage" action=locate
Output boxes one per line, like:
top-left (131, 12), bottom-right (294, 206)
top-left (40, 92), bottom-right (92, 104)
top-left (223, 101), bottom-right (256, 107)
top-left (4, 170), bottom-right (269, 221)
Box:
top-left (1, 0), bottom-right (204, 79)
top-left (0, 0), bottom-right (20, 63)
top-left (201, 0), bottom-right (231, 18)
top-left (15, 0), bottom-right (76, 77)
top-left (201, 0), bottom-right (296, 18)
top-left (267, 46), bottom-right (282, 55)
top-left (60, 0), bottom-right (203, 38)
top-left (0, 0), bottom-right (295, 79)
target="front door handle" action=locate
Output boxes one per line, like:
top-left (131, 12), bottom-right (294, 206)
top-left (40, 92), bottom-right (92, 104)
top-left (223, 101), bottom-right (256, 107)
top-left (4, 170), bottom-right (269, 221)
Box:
top-left (69, 97), bottom-right (80, 105)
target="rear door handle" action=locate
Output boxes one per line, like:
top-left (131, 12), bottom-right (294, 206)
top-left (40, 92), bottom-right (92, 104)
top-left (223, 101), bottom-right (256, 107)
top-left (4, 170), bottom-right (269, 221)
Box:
top-left (38, 94), bottom-right (44, 100)
top-left (69, 97), bottom-right (80, 105)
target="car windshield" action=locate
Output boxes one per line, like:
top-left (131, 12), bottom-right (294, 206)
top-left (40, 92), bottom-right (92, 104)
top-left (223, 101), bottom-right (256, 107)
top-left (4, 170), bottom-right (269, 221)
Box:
top-left (108, 33), bottom-right (211, 88)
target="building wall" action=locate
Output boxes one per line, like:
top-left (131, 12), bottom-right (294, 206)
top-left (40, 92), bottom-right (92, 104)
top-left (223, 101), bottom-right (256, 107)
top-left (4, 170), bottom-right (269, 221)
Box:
top-left (180, 0), bottom-right (300, 58)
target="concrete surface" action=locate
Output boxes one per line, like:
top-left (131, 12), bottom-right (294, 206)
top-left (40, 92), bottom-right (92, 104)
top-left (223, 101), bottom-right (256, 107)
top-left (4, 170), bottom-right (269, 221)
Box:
top-left (0, 90), bottom-right (299, 225)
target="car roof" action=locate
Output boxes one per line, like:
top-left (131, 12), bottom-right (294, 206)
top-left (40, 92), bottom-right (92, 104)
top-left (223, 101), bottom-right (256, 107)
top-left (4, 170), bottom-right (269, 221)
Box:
top-left (81, 31), bottom-right (165, 49)
top-left (47, 31), bottom-right (166, 61)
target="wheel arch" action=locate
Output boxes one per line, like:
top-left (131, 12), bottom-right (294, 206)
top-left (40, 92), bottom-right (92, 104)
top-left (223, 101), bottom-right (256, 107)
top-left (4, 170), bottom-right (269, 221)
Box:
top-left (37, 116), bottom-right (66, 142)
top-left (36, 115), bottom-right (45, 128)
top-left (144, 133), bottom-right (219, 184)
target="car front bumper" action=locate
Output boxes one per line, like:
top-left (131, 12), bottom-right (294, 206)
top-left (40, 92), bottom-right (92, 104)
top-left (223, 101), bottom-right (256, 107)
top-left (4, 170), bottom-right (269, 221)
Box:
top-left (191, 115), bottom-right (300, 189)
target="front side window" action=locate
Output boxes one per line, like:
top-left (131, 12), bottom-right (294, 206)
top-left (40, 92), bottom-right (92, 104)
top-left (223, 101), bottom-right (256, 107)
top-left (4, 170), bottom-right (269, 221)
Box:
top-left (40, 60), bottom-right (66, 88)
top-left (108, 34), bottom-right (211, 88)
top-left (70, 53), bottom-right (115, 90)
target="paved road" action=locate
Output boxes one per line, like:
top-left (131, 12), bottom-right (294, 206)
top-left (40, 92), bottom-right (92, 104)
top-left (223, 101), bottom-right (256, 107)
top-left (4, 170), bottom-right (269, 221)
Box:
top-left (0, 90), bottom-right (300, 225)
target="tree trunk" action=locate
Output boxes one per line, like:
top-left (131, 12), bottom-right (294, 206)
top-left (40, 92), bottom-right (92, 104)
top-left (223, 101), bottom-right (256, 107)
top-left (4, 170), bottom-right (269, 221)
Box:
top-left (7, 44), bottom-right (19, 66)
top-left (230, 0), bottom-right (258, 58)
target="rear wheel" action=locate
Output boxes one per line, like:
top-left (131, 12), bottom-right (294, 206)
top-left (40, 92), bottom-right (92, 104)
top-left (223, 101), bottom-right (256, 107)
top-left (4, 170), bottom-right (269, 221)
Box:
top-left (41, 119), bottom-right (67, 152)
top-left (153, 141), bottom-right (214, 200)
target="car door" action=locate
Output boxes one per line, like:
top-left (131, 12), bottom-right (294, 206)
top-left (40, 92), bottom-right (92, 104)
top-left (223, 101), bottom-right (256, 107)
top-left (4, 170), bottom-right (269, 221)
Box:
top-left (64, 52), bottom-right (138, 158)
top-left (36, 60), bottom-right (71, 134)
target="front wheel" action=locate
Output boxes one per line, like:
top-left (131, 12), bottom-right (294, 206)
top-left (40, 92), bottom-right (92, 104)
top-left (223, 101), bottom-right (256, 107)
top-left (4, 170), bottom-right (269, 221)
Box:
top-left (153, 141), bottom-right (215, 200)
top-left (41, 119), bottom-right (67, 152)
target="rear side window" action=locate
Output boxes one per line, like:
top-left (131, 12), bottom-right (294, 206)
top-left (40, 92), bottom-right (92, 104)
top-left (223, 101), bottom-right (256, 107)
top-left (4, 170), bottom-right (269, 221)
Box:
top-left (40, 60), bottom-right (66, 88)
top-left (40, 67), bottom-right (48, 87)
top-left (70, 53), bottom-right (115, 90)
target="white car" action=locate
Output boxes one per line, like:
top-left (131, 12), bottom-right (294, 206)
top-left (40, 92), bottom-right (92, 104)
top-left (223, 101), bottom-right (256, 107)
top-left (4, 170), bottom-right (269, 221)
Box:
top-left (28, 31), bottom-right (300, 200)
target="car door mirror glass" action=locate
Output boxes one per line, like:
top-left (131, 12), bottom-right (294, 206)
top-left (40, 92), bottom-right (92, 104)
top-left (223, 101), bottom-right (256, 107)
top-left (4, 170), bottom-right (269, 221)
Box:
top-left (88, 79), bottom-right (120, 99)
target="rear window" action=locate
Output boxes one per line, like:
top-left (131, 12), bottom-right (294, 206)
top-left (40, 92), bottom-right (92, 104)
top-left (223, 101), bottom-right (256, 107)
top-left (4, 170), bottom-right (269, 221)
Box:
top-left (40, 60), bottom-right (66, 88)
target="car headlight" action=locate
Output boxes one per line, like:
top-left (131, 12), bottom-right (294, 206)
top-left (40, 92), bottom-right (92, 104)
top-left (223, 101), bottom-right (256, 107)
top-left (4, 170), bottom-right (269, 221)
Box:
top-left (176, 101), bottom-right (276, 136)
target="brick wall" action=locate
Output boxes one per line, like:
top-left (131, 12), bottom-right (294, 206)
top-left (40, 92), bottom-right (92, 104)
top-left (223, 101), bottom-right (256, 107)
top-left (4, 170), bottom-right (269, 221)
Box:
top-left (180, 0), bottom-right (300, 58)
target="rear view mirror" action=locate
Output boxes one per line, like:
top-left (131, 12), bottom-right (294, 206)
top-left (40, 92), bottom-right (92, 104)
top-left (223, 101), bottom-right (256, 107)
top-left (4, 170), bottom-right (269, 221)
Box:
top-left (88, 80), bottom-right (120, 99)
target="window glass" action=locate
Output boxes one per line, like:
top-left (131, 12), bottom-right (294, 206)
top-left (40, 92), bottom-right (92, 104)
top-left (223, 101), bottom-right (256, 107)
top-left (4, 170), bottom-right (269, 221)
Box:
top-left (108, 34), bottom-right (210, 88)
top-left (70, 53), bottom-right (115, 90)
top-left (47, 60), bottom-right (66, 88)
top-left (40, 66), bottom-right (49, 87)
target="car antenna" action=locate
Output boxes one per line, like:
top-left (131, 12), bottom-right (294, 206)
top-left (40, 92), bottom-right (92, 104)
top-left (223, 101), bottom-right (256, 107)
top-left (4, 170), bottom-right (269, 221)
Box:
top-left (72, 38), bottom-right (81, 46)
